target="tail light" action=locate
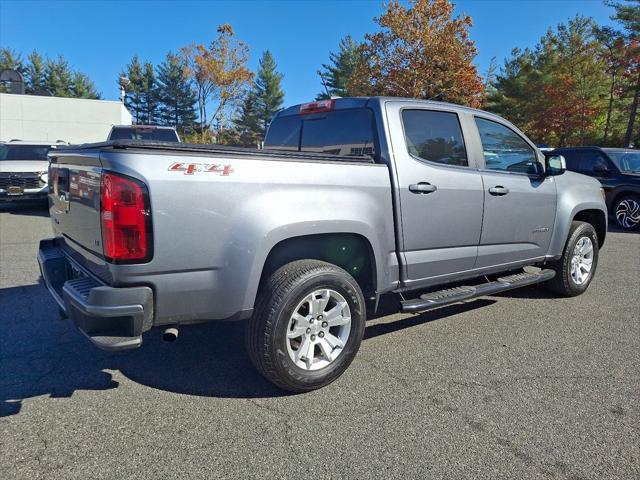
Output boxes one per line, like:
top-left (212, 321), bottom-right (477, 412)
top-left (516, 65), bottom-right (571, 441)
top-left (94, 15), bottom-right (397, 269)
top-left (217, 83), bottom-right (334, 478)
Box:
top-left (101, 172), bottom-right (152, 263)
top-left (299, 99), bottom-right (335, 115)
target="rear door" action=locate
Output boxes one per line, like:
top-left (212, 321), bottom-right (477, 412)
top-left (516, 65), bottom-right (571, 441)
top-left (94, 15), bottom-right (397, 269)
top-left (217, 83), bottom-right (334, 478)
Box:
top-left (385, 102), bottom-right (484, 285)
top-left (472, 116), bottom-right (557, 268)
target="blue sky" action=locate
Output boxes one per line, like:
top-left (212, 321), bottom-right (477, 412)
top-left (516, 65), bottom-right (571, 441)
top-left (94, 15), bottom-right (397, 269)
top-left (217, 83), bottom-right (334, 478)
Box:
top-left (0, 0), bottom-right (617, 105)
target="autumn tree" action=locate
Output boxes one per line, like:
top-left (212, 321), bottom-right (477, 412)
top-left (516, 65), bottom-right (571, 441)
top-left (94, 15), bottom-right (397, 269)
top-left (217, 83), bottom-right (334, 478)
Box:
top-left (181, 24), bottom-right (253, 140)
top-left (486, 17), bottom-right (609, 146)
top-left (317, 35), bottom-right (363, 99)
top-left (349, 0), bottom-right (484, 107)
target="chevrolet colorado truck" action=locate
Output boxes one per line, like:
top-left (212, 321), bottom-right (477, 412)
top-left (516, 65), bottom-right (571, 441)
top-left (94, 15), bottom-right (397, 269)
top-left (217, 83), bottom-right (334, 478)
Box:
top-left (38, 97), bottom-right (607, 392)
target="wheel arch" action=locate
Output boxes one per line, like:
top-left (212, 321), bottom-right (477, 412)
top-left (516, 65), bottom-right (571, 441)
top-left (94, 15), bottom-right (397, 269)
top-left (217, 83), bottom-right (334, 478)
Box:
top-left (573, 209), bottom-right (607, 247)
top-left (257, 233), bottom-right (377, 301)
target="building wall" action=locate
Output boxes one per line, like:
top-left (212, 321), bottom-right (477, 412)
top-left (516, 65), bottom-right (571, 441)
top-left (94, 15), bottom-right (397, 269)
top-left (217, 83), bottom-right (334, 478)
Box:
top-left (0, 93), bottom-right (132, 144)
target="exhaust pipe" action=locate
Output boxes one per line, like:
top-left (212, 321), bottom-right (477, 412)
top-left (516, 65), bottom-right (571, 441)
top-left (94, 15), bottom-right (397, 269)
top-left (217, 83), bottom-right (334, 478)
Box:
top-left (162, 326), bottom-right (179, 343)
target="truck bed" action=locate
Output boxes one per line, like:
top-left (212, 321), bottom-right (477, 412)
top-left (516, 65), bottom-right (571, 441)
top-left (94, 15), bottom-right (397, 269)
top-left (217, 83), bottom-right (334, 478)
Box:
top-left (55, 140), bottom-right (376, 164)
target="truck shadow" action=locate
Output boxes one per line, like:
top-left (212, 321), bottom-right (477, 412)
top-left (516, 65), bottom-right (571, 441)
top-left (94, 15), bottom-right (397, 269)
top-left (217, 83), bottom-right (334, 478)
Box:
top-left (0, 283), bottom-right (494, 416)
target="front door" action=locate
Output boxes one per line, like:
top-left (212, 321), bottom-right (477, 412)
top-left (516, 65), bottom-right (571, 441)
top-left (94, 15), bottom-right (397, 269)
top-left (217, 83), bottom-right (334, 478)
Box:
top-left (472, 116), bottom-right (557, 268)
top-left (387, 104), bottom-right (484, 285)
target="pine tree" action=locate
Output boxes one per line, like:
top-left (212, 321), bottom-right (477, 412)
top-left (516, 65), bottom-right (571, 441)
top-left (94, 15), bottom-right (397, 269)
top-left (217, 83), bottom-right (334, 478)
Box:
top-left (25, 51), bottom-right (46, 94)
top-left (141, 61), bottom-right (158, 124)
top-left (155, 52), bottom-right (197, 133)
top-left (317, 35), bottom-right (363, 99)
top-left (254, 50), bottom-right (284, 136)
top-left (234, 92), bottom-right (261, 147)
top-left (45, 56), bottom-right (74, 97)
top-left (71, 72), bottom-right (100, 99)
top-left (0, 48), bottom-right (24, 73)
top-left (120, 56), bottom-right (145, 123)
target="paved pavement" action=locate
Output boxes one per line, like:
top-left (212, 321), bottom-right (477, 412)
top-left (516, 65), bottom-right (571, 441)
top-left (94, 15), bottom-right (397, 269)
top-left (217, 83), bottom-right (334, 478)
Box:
top-left (1, 202), bottom-right (639, 479)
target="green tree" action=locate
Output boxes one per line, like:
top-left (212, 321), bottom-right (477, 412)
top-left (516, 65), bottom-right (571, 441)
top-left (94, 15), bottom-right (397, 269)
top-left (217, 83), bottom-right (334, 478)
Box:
top-left (25, 51), bottom-right (46, 94)
top-left (0, 47), bottom-right (23, 72)
top-left (316, 35), bottom-right (363, 99)
top-left (119, 56), bottom-right (145, 123)
top-left (45, 56), bottom-right (74, 97)
top-left (487, 17), bottom-right (609, 146)
top-left (141, 61), bottom-right (158, 124)
top-left (254, 50), bottom-right (284, 136)
top-left (155, 52), bottom-right (197, 133)
top-left (71, 72), bottom-right (100, 99)
top-left (234, 91), bottom-right (261, 147)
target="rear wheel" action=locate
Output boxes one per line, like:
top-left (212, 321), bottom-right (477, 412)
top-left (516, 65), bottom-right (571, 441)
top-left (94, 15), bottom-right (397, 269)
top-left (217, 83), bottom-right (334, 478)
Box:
top-left (614, 194), bottom-right (640, 230)
top-left (545, 221), bottom-right (599, 296)
top-left (246, 260), bottom-right (366, 393)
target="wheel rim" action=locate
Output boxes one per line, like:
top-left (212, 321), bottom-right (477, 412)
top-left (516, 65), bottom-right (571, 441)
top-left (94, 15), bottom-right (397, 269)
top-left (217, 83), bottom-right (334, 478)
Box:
top-left (285, 289), bottom-right (352, 371)
top-left (616, 199), bottom-right (640, 229)
top-left (570, 236), bottom-right (594, 286)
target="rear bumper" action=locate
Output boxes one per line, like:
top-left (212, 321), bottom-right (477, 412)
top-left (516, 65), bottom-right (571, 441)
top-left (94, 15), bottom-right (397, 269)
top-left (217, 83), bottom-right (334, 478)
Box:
top-left (0, 186), bottom-right (48, 201)
top-left (38, 238), bottom-right (153, 351)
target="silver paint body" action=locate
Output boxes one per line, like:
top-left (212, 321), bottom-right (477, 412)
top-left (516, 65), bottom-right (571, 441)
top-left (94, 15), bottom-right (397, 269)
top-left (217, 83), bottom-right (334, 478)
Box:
top-left (48, 98), bottom-right (606, 326)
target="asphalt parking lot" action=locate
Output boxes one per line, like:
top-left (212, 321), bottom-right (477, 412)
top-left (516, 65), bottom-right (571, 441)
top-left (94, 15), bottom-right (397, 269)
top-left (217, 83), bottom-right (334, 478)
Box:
top-left (1, 202), bottom-right (638, 480)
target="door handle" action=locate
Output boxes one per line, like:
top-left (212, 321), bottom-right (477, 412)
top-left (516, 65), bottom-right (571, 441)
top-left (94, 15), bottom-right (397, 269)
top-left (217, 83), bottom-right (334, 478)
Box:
top-left (488, 186), bottom-right (509, 196)
top-left (409, 182), bottom-right (437, 194)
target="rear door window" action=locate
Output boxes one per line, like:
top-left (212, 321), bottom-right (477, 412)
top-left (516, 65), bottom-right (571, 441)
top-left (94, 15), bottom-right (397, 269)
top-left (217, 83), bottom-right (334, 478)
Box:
top-left (401, 109), bottom-right (468, 167)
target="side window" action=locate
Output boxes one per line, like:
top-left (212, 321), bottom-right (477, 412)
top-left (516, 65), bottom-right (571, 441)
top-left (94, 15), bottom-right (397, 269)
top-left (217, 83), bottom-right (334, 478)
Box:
top-left (401, 109), bottom-right (468, 167)
top-left (475, 117), bottom-right (537, 174)
top-left (578, 151), bottom-right (610, 174)
top-left (562, 151), bottom-right (581, 171)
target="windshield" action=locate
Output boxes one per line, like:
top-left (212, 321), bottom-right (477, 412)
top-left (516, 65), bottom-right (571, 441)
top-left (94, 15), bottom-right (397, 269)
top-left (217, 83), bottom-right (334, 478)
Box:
top-left (109, 127), bottom-right (180, 142)
top-left (0, 144), bottom-right (52, 161)
top-left (607, 151), bottom-right (640, 173)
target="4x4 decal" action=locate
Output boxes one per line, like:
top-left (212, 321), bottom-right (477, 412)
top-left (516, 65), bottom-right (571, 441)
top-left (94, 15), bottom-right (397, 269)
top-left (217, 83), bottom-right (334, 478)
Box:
top-left (168, 162), bottom-right (234, 176)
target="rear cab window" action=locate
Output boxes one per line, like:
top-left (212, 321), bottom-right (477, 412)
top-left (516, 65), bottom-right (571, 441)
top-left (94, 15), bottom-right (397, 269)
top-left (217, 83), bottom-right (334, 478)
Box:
top-left (264, 108), bottom-right (377, 159)
top-left (109, 127), bottom-right (180, 142)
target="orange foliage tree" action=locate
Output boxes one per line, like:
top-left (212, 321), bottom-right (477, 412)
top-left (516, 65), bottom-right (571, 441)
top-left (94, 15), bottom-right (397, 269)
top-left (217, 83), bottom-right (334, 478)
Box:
top-left (349, 0), bottom-right (484, 107)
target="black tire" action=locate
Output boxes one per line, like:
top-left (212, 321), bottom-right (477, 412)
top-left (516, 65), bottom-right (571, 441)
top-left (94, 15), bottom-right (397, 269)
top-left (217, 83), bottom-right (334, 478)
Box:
top-left (613, 194), bottom-right (640, 230)
top-left (246, 260), bottom-right (366, 393)
top-left (545, 221), bottom-right (599, 297)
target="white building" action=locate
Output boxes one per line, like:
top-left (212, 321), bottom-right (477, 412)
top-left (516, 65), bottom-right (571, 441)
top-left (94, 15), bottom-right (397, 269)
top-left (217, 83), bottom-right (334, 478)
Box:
top-left (0, 93), bottom-right (131, 144)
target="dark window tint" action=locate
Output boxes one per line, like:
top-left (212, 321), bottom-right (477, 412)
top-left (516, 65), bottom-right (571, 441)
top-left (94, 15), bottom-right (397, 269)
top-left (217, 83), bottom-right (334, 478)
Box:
top-left (561, 150), bottom-right (611, 174)
top-left (401, 110), bottom-right (468, 167)
top-left (300, 109), bottom-right (376, 157)
top-left (0, 144), bottom-right (51, 161)
top-left (475, 117), bottom-right (537, 174)
top-left (109, 127), bottom-right (179, 142)
top-left (263, 115), bottom-right (301, 151)
top-left (264, 109), bottom-right (376, 157)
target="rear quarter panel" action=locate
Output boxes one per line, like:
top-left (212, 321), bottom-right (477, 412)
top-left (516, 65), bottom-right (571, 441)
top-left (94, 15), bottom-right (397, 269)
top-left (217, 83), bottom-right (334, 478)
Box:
top-left (100, 151), bottom-right (397, 324)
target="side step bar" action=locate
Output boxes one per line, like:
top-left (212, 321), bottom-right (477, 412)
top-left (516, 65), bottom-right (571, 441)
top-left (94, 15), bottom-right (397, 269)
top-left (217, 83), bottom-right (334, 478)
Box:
top-left (400, 269), bottom-right (556, 313)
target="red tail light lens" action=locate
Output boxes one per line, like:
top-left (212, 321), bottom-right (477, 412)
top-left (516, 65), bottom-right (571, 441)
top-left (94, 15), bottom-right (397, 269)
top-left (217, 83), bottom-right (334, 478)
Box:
top-left (101, 172), bottom-right (152, 263)
top-left (299, 99), bottom-right (335, 115)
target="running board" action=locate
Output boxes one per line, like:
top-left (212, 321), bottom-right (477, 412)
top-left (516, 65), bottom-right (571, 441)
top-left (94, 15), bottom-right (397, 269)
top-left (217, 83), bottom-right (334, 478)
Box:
top-left (400, 269), bottom-right (556, 313)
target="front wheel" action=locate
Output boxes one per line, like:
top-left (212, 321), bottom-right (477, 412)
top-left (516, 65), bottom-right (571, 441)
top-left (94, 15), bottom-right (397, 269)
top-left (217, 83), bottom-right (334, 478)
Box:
top-left (545, 221), bottom-right (599, 297)
top-left (246, 260), bottom-right (366, 393)
top-left (614, 194), bottom-right (640, 230)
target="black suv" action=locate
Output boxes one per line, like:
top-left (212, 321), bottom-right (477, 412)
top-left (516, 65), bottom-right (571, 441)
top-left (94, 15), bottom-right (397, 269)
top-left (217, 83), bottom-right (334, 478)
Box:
top-left (552, 147), bottom-right (640, 230)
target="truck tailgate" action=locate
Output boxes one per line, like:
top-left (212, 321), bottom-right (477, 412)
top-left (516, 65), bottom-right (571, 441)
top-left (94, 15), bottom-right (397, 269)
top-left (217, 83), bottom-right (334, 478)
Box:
top-left (49, 151), bottom-right (104, 259)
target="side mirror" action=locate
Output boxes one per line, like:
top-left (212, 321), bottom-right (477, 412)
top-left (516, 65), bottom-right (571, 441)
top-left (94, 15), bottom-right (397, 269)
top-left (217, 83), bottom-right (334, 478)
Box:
top-left (545, 154), bottom-right (566, 176)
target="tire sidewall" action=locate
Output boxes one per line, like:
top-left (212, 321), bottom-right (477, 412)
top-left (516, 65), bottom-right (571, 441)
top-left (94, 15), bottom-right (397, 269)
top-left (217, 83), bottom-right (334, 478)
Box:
top-left (562, 223), bottom-right (599, 295)
top-left (269, 270), bottom-right (366, 390)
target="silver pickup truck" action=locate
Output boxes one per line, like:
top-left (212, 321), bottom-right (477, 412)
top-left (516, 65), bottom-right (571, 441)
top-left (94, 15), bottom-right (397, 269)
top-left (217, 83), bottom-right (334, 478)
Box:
top-left (39, 97), bottom-right (607, 392)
